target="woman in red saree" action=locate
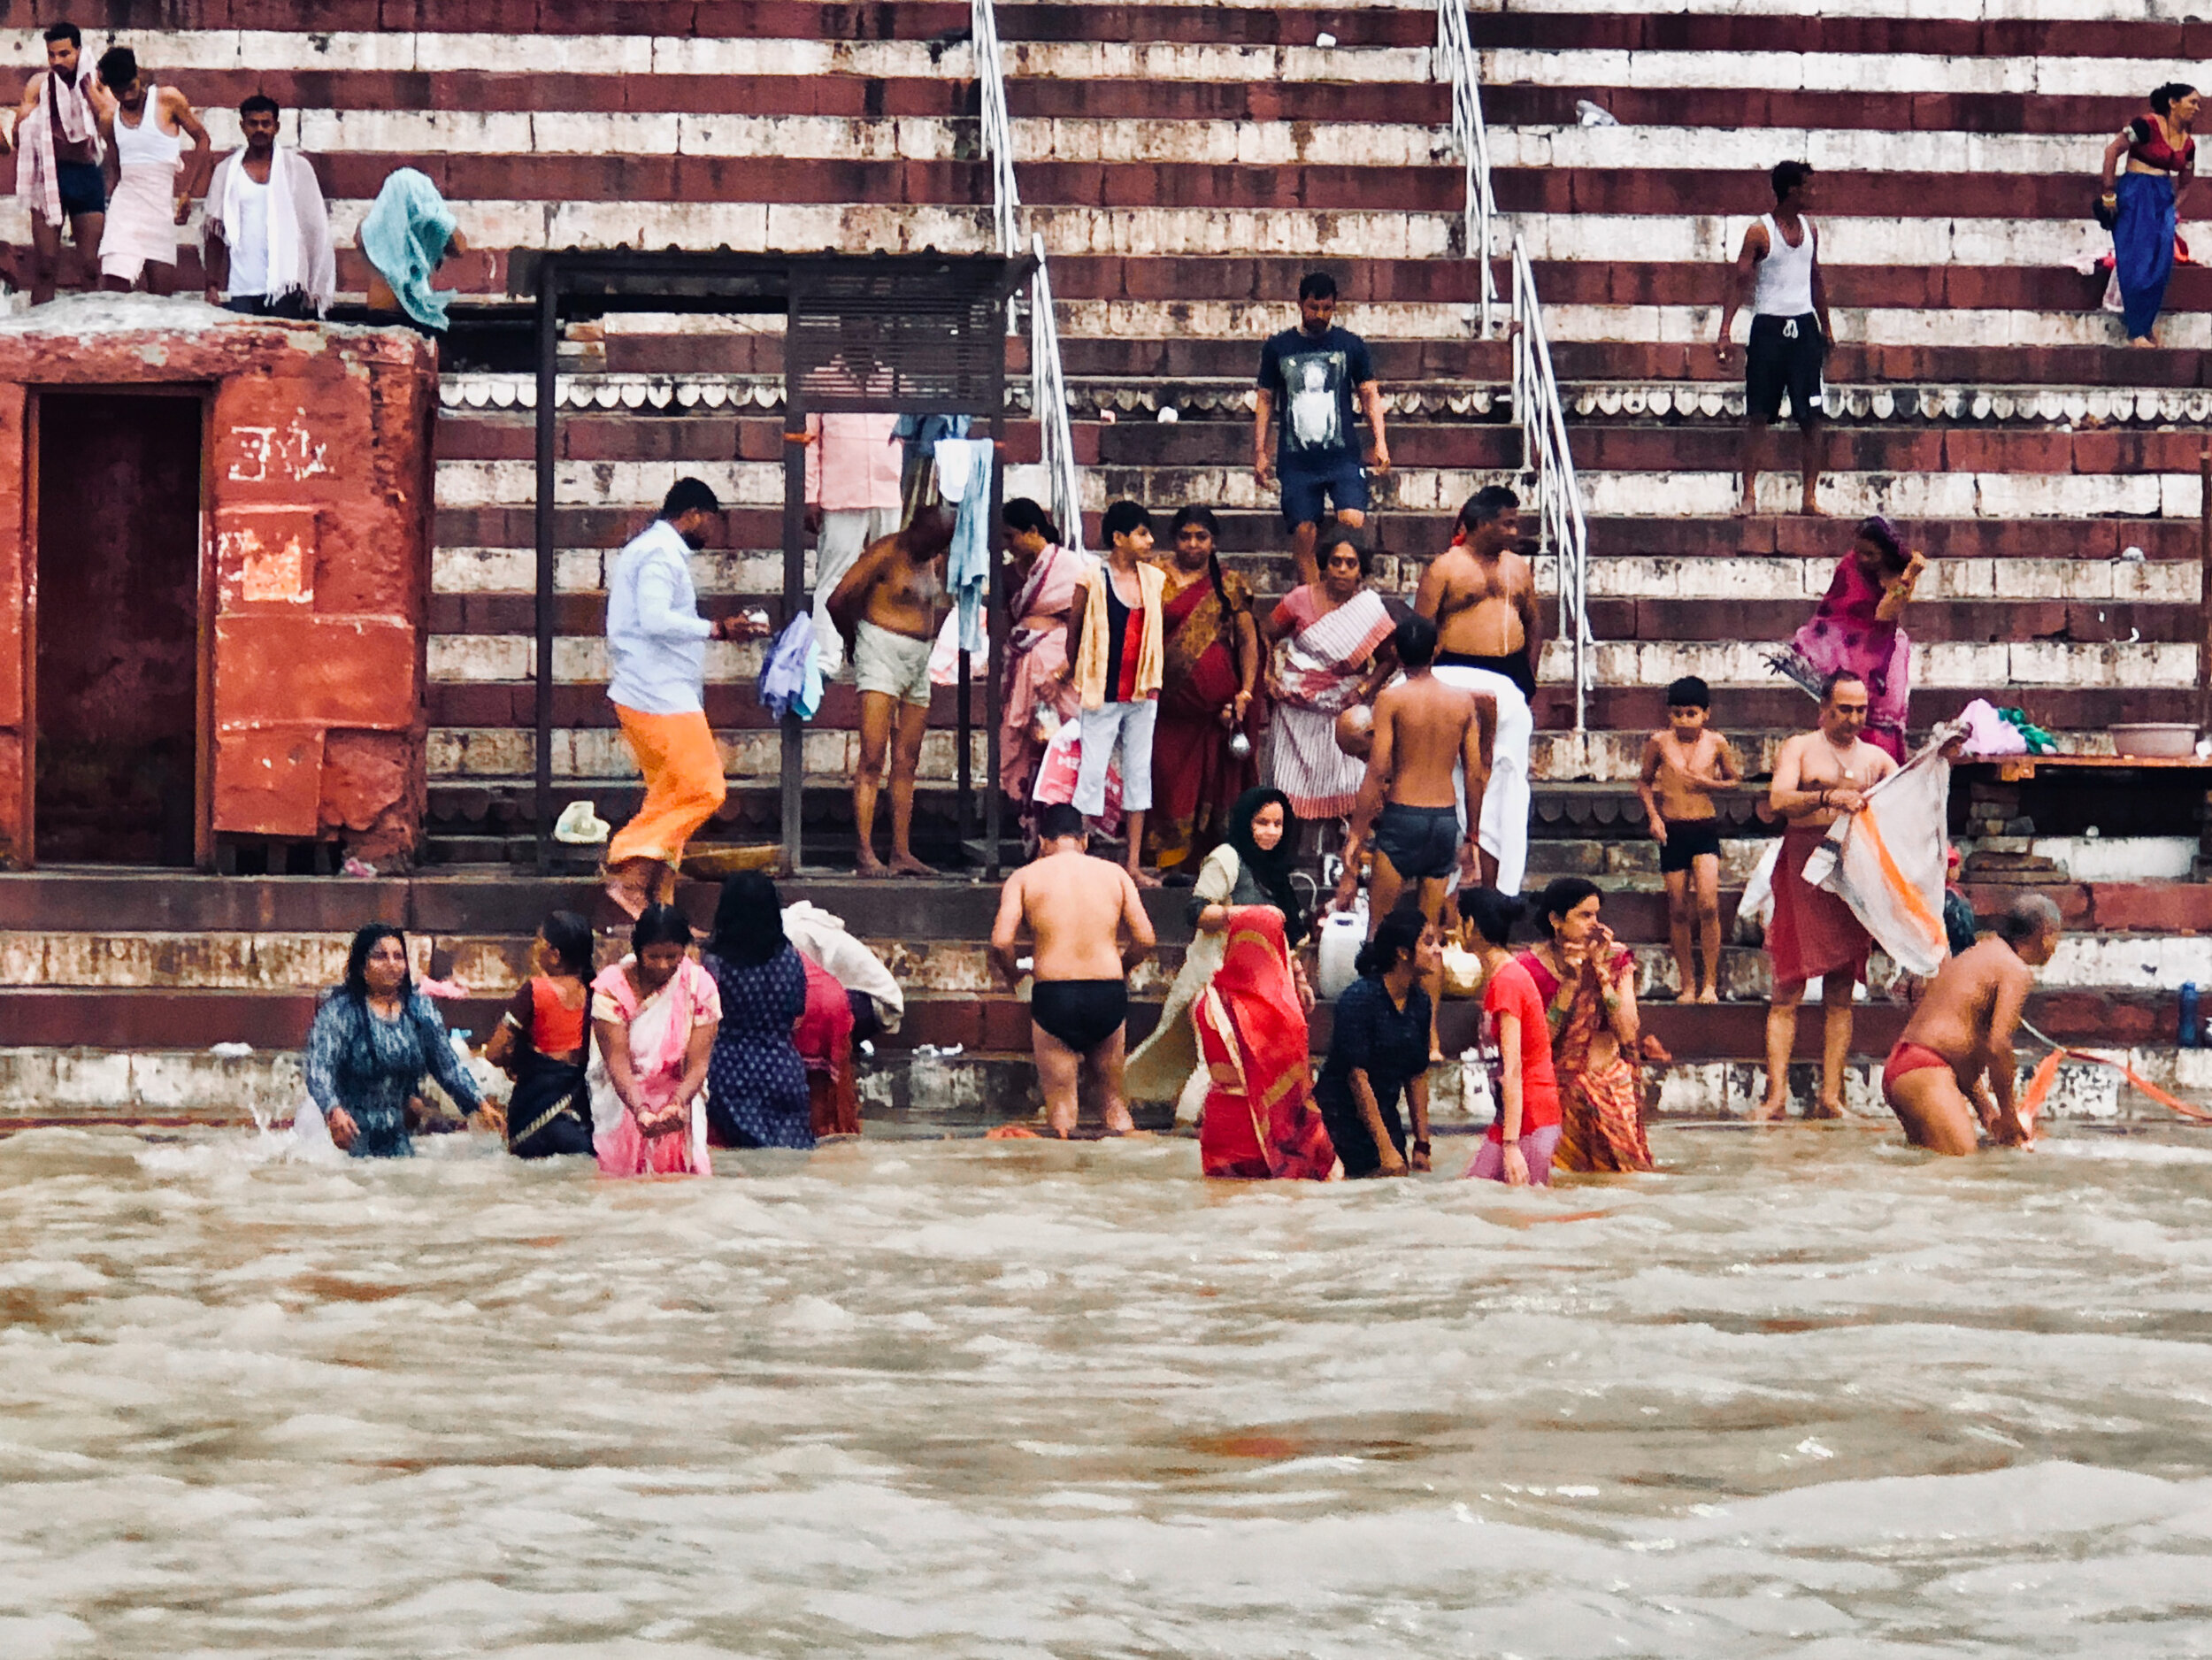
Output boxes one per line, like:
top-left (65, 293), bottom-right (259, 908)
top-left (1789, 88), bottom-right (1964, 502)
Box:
top-left (1519, 878), bottom-right (1654, 1174)
top-left (1770, 515), bottom-right (1926, 764)
top-left (1194, 905), bottom-right (1335, 1180)
top-left (1148, 506), bottom-right (1261, 874)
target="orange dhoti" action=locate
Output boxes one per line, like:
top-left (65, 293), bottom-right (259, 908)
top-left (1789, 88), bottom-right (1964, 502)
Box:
top-left (608, 703), bottom-right (727, 879)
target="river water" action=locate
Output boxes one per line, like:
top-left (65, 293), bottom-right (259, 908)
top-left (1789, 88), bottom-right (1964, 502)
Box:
top-left (0, 1123), bottom-right (2208, 1657)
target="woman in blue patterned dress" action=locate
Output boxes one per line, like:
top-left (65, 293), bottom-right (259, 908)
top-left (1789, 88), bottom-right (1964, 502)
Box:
top-left (304, 923), bottom-right (483, 1157)
top-left (700, 872), bottom-right (812, 1149)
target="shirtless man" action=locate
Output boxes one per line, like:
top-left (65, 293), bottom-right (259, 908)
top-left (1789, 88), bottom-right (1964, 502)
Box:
top-left (989, 802), bottom-right (1158, 1137)
top-left (828, 505), bottom-right (956, 878)
top-left (1882, 894), bottom-right (2060, 1156)
top-left (1338, 613), bottom-right (1494, 934)
top-left (1416, 485), bottom-right (1540, 894)
top-left (12, 24), bottom-right (111, 305)
top-left (1761, 671), bottom-right (1898, 1118)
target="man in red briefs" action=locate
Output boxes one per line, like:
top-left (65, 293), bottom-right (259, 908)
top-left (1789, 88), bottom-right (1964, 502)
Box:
top-left (1882, 894), bottom-right (2061, 1155)
top-left (1759, 671), bottom-right (1896, 1118)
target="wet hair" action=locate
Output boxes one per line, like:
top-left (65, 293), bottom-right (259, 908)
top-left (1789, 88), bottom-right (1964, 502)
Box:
top-left (342, 922), bottom-right (411, 1003)
top-left (43, 22), bottom-right (80, 48)
top-left (2152, 82), bottom-right (2198, 115)
top-left (1394, 611), bottom-right (1438, 670)
top-left (538, 910), bottom-right (595, 978)
top-left (1355, 903), bottom-right (1428, 980)
top-left (1821, 669), bottom-right (1869, 703)
top-left (1317, 525), bottom-right (1372, 577)
top-left (905, 503), bottom-right (956, 555)
top-left (1457, 886), bottom-right (1523, 949)
top-left (238, 92), bottom-right (280, 120)
top-left (1770, 160), bottom-right (1813, 203)
top-left (1458, 486), bottom-right (1519, 533)
top-left (1102, 500), bottom-right (1152, 544)
top-left (708, 872), bottom-right (788, 969)
top-left (1170, 504), bottom-right (1219, 540)
top-left (631, 903), bottom-right (695, 957)
top-left (96, 47), bottom-right (137, 90)
top-left (1995, 893), bottom-right (2062, 948)
top-left (1038, 802), bottom-right (1086, 842)
top-left (1855, 514), bottom-right (1909, 573)
top-left (1536, 876), bottom-right (1601, 936)
top-left (1298, 271), bottom-right (1338, 303)
top-left (1002, 496), bottom-right (1061, 546)
top-left (661, 476), bottom-right (720, 519)
top-left (1666, 675), bottom-right (1710, 710)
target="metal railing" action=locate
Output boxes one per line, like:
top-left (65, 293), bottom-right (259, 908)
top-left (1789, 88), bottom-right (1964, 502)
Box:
top-left (973, 4), bottom-right (1083, 552)
top-left (1511, 238), bottom-right (1594, 731)
top-left (1435, 0), bottom-right (1499, 338)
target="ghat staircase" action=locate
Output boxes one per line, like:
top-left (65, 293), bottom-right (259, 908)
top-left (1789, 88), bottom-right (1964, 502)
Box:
top-left (0, 1), bottom-right (2208, 1128)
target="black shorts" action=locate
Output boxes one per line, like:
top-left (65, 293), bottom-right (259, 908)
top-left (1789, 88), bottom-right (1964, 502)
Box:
top-left (1031, 979), bottom-right (1128, 1054)
top-left (1659, 818), bottom-right (1724, 874)
top-left (1372, 802), bottom-right (1461, 881)
top-left (56, 159), bottom-right (104, 219)
top-left (1746, 311), bottom-right (1825, 424)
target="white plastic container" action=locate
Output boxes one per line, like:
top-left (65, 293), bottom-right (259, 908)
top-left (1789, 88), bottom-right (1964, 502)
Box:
top-left (1315, 905), bottom-right (1367, 1001)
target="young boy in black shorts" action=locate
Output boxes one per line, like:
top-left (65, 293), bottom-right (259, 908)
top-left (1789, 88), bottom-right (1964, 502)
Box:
top-left (1638, 676), bottom-right (1741, 1003)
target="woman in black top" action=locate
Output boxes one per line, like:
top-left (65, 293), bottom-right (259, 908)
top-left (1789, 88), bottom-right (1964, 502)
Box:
top-left (1315, 903), bottom-right (1441, 1177)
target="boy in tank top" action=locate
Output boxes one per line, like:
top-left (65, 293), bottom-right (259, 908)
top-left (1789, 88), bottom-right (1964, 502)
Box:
top-left (1716, 160), bottom-right (1832, 519)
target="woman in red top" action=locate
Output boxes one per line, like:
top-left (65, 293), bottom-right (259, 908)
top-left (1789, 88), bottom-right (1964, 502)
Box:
top-left (484, 910), bottom-right (597, 1159)
top-left (1459, 888), bottom-right (1563, 1186)
top-left (2101, 81), bottom-right (2200, 346)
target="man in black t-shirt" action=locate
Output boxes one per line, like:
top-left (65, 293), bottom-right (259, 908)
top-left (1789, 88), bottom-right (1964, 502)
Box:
top-left (1254, 271), bottom-right (1390, 586)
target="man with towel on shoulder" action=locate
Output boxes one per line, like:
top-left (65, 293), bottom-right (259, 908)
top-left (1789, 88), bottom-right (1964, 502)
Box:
top-left (1761, 670), bottom-right (1896, 1121)
top-left (204, 93), bottom-right (334, 319)
top-left (11, 22), bottom-right (111, 305)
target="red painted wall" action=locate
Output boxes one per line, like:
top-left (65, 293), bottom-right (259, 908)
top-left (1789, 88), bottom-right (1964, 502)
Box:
top-left (0, 306), bottom-right (438, 868)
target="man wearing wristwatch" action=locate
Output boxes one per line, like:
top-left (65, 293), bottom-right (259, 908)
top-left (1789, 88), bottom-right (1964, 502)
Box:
top-left (1759, 671), bottom-right (1896, 1122)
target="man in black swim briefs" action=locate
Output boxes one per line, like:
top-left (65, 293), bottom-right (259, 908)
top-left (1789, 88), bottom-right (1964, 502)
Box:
top-left (990, 803), bottom-right (1157, 1136)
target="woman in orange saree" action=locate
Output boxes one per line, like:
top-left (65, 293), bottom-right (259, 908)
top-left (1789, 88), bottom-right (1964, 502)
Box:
top-left (1519, 878), bottom-right (1653, 1174)
top-left (1194, 906), bottom-right (1335, 1180)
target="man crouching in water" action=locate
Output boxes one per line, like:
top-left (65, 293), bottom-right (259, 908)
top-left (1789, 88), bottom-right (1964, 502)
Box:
top-left (1882, 893), bottom-right (2062, 1155)
top-left (990, 802), bottom-right (1158, 1136)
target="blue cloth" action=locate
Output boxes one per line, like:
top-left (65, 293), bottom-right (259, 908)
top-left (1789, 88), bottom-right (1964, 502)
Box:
top-left (1278, 453), bottom-right (1370, 533)
top-left (895, 413), bottom-right (971, 476)
top-left (758, 611), bottom-right (821, 721)
top-left (303, 988), bottom-right (482, 1159)
top-left (935, 437), bottom-right (994, 655)
top-left (360, 167), bottom-right (459, 331)
top-left (2115, 171), bottom-right (2178, 341)
top-left (606, 519), bottom-right (713, 715)
top-left (703, 946), bottom-right (812, 1149)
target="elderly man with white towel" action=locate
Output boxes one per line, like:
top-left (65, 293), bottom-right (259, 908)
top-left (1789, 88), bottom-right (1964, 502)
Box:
top-left (203, 92), bottom-right (334, 319)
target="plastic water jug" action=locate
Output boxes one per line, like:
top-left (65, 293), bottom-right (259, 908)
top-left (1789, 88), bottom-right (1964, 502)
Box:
top-left (1315, 904), bottom-right (1367, 1001)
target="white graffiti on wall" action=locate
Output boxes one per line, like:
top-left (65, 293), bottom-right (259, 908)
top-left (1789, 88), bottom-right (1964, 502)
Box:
top-left (227, 410), bottom-right (332, 484)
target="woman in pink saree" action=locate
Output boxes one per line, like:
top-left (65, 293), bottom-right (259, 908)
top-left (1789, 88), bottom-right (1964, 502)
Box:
top-left (589, 903), bottom-right (720, 1177)
top-left (999, 498), bottom-right (1084, 813)
top-left (1770, 515), bottom-right (1927, 764)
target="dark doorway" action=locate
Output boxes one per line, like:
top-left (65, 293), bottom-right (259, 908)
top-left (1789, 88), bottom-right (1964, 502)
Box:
top-left (35, 393), bottom-right (203, 865)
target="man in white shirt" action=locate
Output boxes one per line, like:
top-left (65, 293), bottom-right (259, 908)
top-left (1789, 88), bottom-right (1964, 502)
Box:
top-left (603, 477), bottom-right (765, 918)
top-left (203, 93), bottom-right (334, 318)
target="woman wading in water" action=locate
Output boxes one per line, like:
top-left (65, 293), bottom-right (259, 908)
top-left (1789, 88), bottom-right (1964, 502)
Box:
top-left (304, 922), bottom-right (484, 1158)
top-left (484, 911), bottom-right (597, 1159)
top-left (590, 903), bottom-right (719, 1177)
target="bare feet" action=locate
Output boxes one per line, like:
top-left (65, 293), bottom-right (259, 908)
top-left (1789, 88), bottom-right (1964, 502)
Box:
top-left (1808, 1096), bottom-right (1847, 1120)
top-left (1102, 1109), bottom-right (1136, 1136)
top-left (1736, 493), bottom-right (1758, 519)
top-left (1751, 1095), bottom-right (1789, 1121)
top-left (889, 851), bottom-right (937, 878)
top-left (1800, 490), bottom-right (1823, 517)
top-left (855, 851), bottom-right (890, 880)
top-left (1695, 988), bottom-right (1719, 1005)
top-left (2129, 335), bottom-right (2158, 349)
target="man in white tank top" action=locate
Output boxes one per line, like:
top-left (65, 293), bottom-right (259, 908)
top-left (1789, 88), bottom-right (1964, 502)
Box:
top-left (1716, 161), bottom-right (1832, 518)
top-left (92, 47), bottom-right (211, 296)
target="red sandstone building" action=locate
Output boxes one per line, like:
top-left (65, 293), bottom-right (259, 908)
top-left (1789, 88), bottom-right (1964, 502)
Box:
top-left (0, 304), bottom-right (438, 872)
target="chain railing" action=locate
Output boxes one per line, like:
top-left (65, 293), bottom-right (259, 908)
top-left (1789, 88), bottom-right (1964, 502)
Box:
top-left (1435, 0), bottom-right (1498, 338)
top-left (1511, 237), bottom-right (1594, 731)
